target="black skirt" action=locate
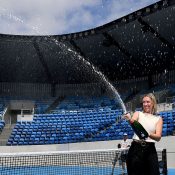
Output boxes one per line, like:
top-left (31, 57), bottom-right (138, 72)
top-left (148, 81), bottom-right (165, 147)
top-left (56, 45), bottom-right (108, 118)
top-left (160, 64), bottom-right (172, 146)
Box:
top-left (126, 140), bottom-right (160, 175)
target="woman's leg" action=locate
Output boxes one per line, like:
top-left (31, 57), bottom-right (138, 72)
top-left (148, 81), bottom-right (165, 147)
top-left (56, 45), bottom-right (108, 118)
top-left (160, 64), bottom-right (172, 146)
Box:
top-left (145, 145), bottom-right (160, 175)
top-left (126, 142), bottom-right (144, 175)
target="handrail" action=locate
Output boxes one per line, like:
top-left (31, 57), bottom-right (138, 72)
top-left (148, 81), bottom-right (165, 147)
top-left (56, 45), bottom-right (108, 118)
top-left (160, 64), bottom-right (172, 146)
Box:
top-left (1, 107), bottom-right (8, 121)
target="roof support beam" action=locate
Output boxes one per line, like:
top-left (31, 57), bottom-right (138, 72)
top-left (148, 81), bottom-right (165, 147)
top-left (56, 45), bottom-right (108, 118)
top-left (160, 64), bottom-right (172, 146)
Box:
top-left (138, 17), bottom-right (175, 51)
top-left (69, 40), bottom-right (86, 57)
top-left (102, 32), bottom-right (133, 59)
top-left (33, 41), bottom-right (54, 84)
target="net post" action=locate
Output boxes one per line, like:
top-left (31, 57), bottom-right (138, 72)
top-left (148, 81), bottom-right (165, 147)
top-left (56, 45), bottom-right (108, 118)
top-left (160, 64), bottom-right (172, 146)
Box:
top-left (111, 150), bottom-right (119, 175)
top-left (162, 149), bottom-right (167, 175)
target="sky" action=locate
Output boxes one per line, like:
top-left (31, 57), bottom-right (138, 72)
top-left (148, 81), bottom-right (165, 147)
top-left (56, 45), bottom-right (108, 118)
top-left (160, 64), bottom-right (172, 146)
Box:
top-left (0, 0), bottom-right (160, 35)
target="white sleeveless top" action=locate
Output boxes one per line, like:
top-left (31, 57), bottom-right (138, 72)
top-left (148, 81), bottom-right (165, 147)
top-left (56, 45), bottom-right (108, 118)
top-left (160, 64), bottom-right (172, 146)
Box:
top-left (133, 111), bottom-right (160, 143)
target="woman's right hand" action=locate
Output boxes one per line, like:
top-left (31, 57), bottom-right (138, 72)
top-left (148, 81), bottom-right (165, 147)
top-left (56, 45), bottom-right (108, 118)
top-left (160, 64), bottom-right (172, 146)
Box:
top-left (123, 112), bottom-right (132, 121)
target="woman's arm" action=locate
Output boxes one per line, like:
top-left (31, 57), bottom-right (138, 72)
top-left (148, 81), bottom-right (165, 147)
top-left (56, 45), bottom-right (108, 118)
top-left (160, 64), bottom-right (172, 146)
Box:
top-left (149, 117), bottom-right (163, 142)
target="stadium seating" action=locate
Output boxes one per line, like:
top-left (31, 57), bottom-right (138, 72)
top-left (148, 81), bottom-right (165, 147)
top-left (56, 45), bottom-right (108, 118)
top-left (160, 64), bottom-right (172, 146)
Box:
top-left (0, 91), bottom-right (174, 146)
top-left (160, 111), bottom-right (175, 136)
top-left (7, 109), bottom-right (124, 145)
top-left (6, 108), bottom-right (175, 146)
top-left (0, 120), bottom-right (5, 133)
top-left (50, 96), bottom-right (125, 113)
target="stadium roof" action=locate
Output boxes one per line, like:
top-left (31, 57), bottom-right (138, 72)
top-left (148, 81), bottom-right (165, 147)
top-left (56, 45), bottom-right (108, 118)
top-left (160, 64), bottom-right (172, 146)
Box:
top-left (0, 0), bottom-right (174, 85)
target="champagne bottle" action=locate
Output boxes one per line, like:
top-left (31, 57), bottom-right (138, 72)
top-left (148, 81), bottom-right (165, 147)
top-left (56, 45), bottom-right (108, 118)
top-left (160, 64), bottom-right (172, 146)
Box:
top-left (125, 112), bottom-right (149, 140)
top-left (130, 120), bottom-right (149, 140)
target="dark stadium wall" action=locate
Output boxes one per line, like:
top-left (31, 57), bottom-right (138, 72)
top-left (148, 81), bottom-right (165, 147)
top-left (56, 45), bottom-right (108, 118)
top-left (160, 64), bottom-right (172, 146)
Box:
top-left (114, 76), bottom-right (149, 95)
top-left (0, 70), bottom-right (175, 99)
top-left (0, 82), bottom-right (102, 98)
top-left (55, 83), bottom-right (102, 97)
top-left (0, 80), bottom-right (147, 99)
top-left (0, 82), bottom-right (51, 98)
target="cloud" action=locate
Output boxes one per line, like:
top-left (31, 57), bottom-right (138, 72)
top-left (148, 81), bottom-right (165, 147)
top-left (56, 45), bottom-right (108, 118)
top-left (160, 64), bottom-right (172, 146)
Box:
top-left (96, 0), bottom-right (160, 26)
top-left (0, 0), bottom-right (159, 35)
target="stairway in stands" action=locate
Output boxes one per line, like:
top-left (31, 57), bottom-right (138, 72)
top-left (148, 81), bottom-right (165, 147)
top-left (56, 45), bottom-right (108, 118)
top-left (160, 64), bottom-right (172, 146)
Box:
top-left (0, 124), bottom-right (15, 146)
top-left (44, 96), bottom-right (65, 113)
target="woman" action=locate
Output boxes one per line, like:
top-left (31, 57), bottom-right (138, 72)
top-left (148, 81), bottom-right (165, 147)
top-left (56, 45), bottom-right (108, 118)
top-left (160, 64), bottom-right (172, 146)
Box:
top-left (124, 93), bottom-right (163, 175)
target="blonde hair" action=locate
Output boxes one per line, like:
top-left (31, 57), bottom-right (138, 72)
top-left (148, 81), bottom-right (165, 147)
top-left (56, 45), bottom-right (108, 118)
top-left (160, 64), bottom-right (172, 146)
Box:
top-left (142, 93), bottom-right (157, 114)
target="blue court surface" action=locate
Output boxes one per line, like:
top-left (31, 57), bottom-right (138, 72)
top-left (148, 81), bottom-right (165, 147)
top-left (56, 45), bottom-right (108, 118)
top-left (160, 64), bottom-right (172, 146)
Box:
top-left (0, 166), bottom-right (123, 175)
top-left (1, 166), bottom-right (174, 175)
top-left (168, 168), bottom-right (175, 175)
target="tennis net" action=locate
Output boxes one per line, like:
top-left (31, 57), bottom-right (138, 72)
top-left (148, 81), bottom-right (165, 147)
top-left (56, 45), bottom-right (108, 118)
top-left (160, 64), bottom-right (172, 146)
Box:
top-left (0, 148), bottom-right (167, 175)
